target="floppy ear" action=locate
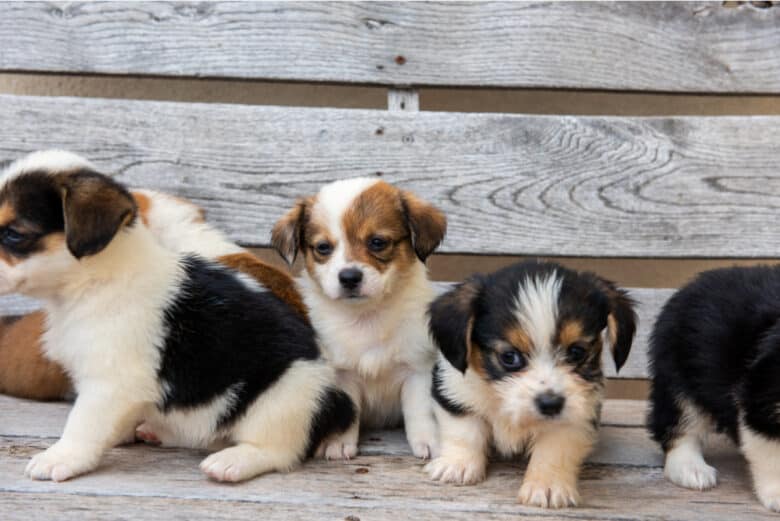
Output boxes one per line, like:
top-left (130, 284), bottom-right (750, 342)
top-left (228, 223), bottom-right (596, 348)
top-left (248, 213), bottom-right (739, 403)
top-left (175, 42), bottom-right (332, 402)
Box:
top-left (271, 198), bottom-right (309, 265)
top-left (428, 276), bottom-right (483, 373)
top-left (400, 190), bottom-right (447, 262)
top-left (598, 278), bottom-right (637, 373)
top-left (59, 172), bottom-right (137, 259)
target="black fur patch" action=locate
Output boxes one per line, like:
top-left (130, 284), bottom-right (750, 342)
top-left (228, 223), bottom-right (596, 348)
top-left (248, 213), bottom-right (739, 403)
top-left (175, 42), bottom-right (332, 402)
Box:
top-left (158, 256), bottom-right (341, 434)
top-left (431, 363), bottom-right (469, 416)
top-left (0, 170), bottom-right (65, 257)
top-left (305, 387), bottom-right (356, 457)
top-left (648, 265), bottom-right (780, 450)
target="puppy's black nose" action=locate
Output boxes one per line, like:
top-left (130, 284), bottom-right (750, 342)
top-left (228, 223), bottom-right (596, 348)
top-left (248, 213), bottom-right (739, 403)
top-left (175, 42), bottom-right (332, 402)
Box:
top-left (338, 268), bottom-right (363, 290)
top-left (535, 392), bottom-right (565, 417)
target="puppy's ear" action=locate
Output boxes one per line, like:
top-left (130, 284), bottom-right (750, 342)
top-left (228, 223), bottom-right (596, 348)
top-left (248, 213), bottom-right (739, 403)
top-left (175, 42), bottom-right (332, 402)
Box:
top-left (429, 276), bottom-right (483, 373)
top-left (401, 190), bottom-right (446, 262)
top-left (597, 278), bottom-right (637, 373)
top-left (271, 198), bottom-right (310, 265)
top-left (59, 172), bottom-right (137, 259)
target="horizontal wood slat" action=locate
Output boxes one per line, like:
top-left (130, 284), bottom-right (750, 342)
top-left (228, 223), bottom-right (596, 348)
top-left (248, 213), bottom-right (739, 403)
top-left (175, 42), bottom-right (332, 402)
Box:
top-left (0, 2), bottom-right (778, 92)
top-left (0, 397), bottom-right (770, 520)
top-left (0, 95), bottom-right (778, 257)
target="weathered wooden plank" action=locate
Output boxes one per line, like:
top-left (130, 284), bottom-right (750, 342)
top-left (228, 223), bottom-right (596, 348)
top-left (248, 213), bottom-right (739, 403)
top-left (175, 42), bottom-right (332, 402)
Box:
top-left (0, 2), bottom-right (778, 92)
top-left (0, 95), bottom-right (778, 258)
top-left (0, 429), bottom-right (766, 520)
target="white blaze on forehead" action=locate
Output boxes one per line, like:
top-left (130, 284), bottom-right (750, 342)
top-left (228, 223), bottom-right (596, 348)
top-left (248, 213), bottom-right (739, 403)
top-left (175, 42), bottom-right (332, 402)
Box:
top-left (1, 150), bottom-right (96, 185)
top-left (313, 177), bottom-right (382, 229)
top-left (514, 272), bottom-right (562, 352)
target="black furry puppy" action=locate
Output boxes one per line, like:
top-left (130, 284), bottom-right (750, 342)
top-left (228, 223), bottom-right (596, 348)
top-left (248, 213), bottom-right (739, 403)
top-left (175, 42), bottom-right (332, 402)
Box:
top-left (426, 260), bottom-right (636, 508)
top-left (648, 265), bottom-right (780, 511)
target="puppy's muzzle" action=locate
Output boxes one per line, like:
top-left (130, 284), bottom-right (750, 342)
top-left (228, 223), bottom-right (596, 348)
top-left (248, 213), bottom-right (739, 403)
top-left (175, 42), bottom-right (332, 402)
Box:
top-left (535, 391), bottom-right (565, 417)
top-left (338, 267), bottom-right (363, 292)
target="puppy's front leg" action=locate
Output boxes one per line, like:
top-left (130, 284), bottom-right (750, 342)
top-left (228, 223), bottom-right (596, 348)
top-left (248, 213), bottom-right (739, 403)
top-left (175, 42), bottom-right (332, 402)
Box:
top-left (316, 370), bottom-right (361, 460)
top-left (25, 384), bottom-right (143, 481)
top-left (426, 403), bottom-right (489, 484)
top-left (402, 370), bottom-right (439, 459)
top-left (518, 424), bottom-right (595, 509)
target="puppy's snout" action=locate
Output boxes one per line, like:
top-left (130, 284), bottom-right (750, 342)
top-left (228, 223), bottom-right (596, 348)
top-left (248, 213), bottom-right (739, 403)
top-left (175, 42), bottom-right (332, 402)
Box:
top-left (535, 391), bottom-right (565, 417)
top-left (338, 267), bottom-right (363, 290)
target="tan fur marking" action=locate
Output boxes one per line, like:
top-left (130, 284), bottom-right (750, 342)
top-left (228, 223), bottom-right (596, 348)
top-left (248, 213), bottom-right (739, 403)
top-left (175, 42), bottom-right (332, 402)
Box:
top-left (131, 192), bottom-right (152, 227)
top-left (606, 314), bottom-right (618, 347)
top-left (217, 253), bottom-right (308, 319)
top-left (341, 181), bottom-right (417, 274)
top-left (558, 320), bottom-right (585, 348)
top-left (0, 203), bottom-right (15, 227)
top-left (505, 326), bottom-right (533, 355)
top-left (0, 312), bottom-right (72, 400)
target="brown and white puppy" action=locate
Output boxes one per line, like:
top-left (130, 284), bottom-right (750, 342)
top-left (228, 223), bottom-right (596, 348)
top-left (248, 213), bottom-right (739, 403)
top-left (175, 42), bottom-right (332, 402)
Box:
top-left (0, 151), bottom-right (353, 482)
top-left (427, 260), bottom-right (636, 508)
top-left (0, 180), bottom-right (306, 402)
top-left (272, 178), bottom-right (447, 459)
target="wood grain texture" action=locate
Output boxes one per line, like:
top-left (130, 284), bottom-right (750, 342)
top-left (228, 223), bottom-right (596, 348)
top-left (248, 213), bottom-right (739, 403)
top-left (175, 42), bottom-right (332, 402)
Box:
top-left (0, 2), bottom-right (778, 92)
top-left (0, 95), bottom-right (778, 258)
top-left (0, 398), bottom-right (772, 521)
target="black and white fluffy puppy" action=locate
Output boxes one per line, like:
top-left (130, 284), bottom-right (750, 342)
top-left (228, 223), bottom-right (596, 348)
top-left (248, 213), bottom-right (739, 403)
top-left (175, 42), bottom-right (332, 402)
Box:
top-left (427, 260), bottom-right (636, 508)
top-left (0, 151), bottom-right (353, 482)
top-left (648, 265), bottom-right (780, 511)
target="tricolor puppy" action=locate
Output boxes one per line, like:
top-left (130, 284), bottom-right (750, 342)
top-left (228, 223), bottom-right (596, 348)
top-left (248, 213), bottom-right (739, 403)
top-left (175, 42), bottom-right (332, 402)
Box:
top-left (0, 180), bottom-right (306, 402)
top-left (648, 265), bottom-right (780, 512)
top-left (0, 151), bottom-right (353, 482)
top-left (427, 261), bottom-right (636, 508)
top-left (272, 178), bottom-right (446, 459)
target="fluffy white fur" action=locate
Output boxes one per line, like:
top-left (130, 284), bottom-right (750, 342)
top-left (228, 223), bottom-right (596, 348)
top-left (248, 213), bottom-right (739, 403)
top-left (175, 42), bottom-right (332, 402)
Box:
top-left (299, 178), bottom-right (440, 459)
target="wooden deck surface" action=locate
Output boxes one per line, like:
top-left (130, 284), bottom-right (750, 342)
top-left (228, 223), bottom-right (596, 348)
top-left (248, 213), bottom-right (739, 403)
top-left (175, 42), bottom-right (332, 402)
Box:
top-left (0, 395), bottom-right (773, 520)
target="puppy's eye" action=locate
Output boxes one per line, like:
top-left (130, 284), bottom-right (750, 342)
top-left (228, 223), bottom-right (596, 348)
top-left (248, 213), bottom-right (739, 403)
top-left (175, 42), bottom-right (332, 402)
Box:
top-left (566, 344), bottom-right (588, 364)
top-left (498, 350), bottom-right (526, 371)
top-left (1, 228), bottom-right (26, 246)
top-left (314, 241), bottom-right (333, 256)
top-left (367, 236), bottom-right (389, 252)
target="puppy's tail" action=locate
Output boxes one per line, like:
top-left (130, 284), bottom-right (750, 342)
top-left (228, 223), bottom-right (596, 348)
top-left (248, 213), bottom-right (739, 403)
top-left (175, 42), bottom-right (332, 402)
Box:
top-left (0, 311), bottom-right (73, 401)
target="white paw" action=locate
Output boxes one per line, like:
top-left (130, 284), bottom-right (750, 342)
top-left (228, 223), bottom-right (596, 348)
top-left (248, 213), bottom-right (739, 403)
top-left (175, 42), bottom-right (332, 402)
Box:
top-left (755, 482), bottom-right (780, 512)
top-left (25, 444), bottom-right (96, 482)
top-left (406, 429), bottom-right (440, 459)
top-left (322, 440), bottom-right (359, 460)
top-left (665, 450), bottom-right (717, 490)
top-left (425, 455), bottom-right (486, 485)
top-left (200, 447), bottom-right (258, 483)
top-left (518, 478), bottom-right (580, 509)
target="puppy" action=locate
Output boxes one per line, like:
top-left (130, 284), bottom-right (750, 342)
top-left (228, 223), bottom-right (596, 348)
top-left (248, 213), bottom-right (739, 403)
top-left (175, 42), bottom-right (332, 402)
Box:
top-left (427, 260), bottom-right (636, 508)
top-left (0, 151), bottom-right (353, 482)
top-left (648, 265), bottom-right (780, 511)
top-left (272, 178), bottom-right (446, 459)
top-left (0, 177), bottom-right (306, 401)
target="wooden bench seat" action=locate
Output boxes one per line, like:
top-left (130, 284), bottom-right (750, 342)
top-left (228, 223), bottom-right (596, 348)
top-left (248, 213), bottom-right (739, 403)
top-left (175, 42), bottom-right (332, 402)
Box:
top-left (0, 395), bottom-right (770, 520)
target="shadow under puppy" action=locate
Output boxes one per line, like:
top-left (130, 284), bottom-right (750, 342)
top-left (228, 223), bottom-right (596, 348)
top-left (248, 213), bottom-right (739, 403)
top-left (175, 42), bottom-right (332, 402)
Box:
top-left (272, 178), bottom-right (446, 459)
top-left (427, 260), bottom-right (636, 508)
top-left (0, 151), bottom-right (353, 482)
top-left (648, 265), bottom-right (780, 512)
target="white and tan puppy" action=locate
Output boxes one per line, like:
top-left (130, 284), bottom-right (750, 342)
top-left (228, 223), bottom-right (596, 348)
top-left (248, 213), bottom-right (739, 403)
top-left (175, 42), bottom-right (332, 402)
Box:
top-left (0, 151), bottom-right (353, 482)
top-left (272, 178), bottom-right (447, 459)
